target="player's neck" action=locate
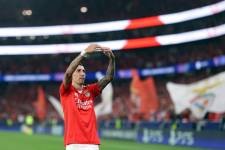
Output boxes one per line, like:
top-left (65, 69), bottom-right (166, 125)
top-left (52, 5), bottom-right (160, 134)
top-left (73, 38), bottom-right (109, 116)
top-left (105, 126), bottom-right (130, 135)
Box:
top-left (72, 82), bottom-right (83, 90)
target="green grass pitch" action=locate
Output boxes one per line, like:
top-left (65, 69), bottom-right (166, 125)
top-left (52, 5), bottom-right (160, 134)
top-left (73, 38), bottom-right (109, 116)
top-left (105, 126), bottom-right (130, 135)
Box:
top-left (0, 131), bottom-right (205, 150)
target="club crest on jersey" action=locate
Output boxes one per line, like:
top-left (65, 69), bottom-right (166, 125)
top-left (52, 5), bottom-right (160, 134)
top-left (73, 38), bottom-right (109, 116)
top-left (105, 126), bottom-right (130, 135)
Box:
top-left (84, 91), bottom-right (90, 97)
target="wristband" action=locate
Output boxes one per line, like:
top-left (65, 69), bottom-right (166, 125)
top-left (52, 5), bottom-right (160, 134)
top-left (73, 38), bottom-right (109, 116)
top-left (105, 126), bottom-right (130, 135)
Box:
top-left (80, 50), bottom-right (87, 57)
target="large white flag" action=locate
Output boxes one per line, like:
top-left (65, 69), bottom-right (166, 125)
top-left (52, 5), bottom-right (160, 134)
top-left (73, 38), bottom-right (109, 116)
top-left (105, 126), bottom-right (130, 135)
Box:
top-left (94, 72), bottom-right (113, 118)
top-left (48, 95), bottom-right (64, 119)
top-left (166, 71), bottom-right (225, 119)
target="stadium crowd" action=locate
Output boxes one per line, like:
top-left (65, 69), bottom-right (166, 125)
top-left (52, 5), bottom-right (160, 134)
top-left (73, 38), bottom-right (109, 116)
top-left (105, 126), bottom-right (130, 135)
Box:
top-left (0, 65), bottom-right (225, 126)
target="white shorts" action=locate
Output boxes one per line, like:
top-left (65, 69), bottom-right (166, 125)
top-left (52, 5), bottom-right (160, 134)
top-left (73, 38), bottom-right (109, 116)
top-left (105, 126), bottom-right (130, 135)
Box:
top-left (66, 144), bottom-right (99, 150)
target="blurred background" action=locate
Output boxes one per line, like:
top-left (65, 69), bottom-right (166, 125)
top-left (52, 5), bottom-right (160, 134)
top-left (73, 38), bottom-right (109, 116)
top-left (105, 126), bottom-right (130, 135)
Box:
top-left (0, 0), bottom-right (225, 150)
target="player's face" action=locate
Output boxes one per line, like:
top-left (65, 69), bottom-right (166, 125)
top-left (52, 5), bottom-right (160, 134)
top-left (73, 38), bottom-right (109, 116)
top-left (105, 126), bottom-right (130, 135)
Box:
top-left (72, 65), bottom-right (86, 85)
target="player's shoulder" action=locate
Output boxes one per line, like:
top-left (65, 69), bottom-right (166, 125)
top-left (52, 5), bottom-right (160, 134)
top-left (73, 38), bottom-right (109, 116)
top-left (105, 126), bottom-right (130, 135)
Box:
top-left (85, 83), bottom-right (98, 89)
top-left (84, 83), bottom-right (101, 97)
top-left (59, 82), bottom-right (73, 95)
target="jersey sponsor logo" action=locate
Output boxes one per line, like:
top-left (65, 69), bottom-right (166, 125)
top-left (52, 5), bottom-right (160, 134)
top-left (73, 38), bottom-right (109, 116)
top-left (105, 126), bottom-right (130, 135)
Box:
top-left (73, 90), bottom-right (93, 110)
top-left (75, 99), bottom-right (93, 110)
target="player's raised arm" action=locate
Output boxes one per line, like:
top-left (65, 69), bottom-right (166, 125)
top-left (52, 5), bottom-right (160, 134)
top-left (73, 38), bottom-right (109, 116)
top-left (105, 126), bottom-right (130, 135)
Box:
top-left (97, 47), bottom-right (115, 91)
top-left (63, 44), bottom-right (101, 89)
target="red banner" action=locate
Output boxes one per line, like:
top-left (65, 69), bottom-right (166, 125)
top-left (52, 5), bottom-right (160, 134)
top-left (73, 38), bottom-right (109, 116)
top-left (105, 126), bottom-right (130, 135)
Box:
top-left (130, 70), bottom-right (159, 120)
top-left (33, 87), bottom-right (47, 121)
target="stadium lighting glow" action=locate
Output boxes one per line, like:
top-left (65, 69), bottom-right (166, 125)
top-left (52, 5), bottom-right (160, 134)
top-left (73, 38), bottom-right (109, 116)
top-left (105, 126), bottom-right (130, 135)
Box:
top-left (80, 6), bottom-right (88, 13)
top-left (0, 24), bottom-right (224, 55)
top-left (0, 0), bottom-right (223, 37)
top-left (22, 9), bottom-right (32, 16)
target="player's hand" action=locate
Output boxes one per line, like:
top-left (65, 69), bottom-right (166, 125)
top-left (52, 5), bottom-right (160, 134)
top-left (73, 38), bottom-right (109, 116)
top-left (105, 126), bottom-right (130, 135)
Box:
top-left (101, 47), bottom-right (115, 59)
top-left (84, 44), bottom-right (101, 53)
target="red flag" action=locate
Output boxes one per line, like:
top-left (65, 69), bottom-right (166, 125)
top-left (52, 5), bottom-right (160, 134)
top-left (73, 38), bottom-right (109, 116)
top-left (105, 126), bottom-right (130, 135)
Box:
top-left (33, 86), bottom-right (47, 121)
top-left (130, 70), bottom-right (159, 119)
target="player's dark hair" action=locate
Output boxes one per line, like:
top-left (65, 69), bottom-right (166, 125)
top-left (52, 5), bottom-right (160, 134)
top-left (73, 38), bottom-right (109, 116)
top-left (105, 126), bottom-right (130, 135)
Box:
top-left (75, 63), bottom-right (85, 70)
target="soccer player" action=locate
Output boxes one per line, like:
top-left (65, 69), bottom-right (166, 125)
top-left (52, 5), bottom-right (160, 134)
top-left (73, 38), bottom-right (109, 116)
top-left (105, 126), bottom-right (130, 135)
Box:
top-left (59, 44), bottom-right (115, 150)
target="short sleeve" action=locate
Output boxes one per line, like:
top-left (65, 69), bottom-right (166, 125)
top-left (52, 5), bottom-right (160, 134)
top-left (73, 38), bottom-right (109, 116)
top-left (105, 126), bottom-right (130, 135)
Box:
top-left (88, 83), bottom-right (101, 98)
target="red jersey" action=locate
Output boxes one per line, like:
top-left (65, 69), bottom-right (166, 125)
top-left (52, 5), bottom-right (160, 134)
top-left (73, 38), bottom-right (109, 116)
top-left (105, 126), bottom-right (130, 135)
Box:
top-left (59, 83), bottom-right (101, 146)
